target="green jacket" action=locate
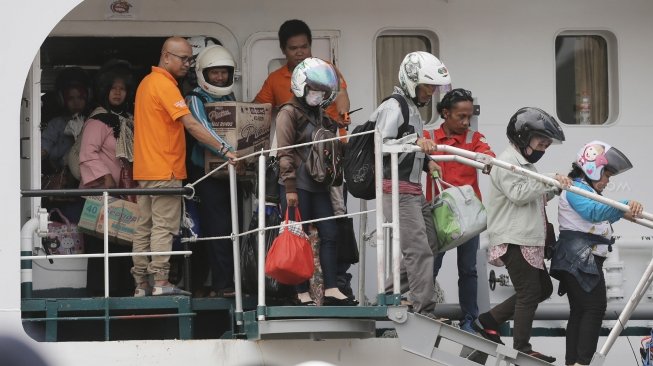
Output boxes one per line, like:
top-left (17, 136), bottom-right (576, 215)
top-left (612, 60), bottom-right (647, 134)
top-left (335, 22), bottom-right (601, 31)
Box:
top-left (487, 145), bottom-right (558, 247)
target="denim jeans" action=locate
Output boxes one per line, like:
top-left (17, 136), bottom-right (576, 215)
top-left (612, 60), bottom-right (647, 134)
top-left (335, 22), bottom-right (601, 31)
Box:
top-left (434, 235), bottom-right (479, 321)
top-left (560, 256), bottom-right (607, 365)
top-left (280, 186), bottom-right (338, 292)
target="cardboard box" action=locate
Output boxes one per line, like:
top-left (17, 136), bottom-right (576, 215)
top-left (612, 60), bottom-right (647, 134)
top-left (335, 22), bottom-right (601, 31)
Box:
top-left (78, 196), bottom-right (139, 246)
top-left (203, 101), bottom-right (271, 178)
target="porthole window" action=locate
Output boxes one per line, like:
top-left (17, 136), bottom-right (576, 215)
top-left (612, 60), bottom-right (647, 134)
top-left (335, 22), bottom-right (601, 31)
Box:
top-left (555, 32), bottom-right (617, 125)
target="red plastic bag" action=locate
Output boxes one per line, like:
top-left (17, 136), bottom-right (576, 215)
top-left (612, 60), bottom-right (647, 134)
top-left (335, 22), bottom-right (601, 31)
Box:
top-left (264, 207), bottom-right (314, 285)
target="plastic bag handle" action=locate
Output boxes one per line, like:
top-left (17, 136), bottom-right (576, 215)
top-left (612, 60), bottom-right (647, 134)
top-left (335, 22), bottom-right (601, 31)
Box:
top-left (433, 178), bottom-right (473, 204)
top-left (284, 206), bottom-right (303, 224)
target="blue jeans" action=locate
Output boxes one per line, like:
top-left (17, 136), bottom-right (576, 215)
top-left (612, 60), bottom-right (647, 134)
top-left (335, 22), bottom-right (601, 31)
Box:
top-left (280, 186), bottom-right (338, 292)
top-left (433, 235), bottom-right (479, 321)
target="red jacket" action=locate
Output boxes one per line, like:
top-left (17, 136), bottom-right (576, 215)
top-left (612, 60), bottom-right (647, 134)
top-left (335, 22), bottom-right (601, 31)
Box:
top-left (424, 127), bottom-right (495, 201)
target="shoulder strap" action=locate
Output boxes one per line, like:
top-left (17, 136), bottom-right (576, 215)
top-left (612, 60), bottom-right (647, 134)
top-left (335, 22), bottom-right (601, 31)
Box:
top-left (384, 94), bottom-right (410, 136)
top-left (465, 130), bottom-right (475, 144)
top-left (186, 90), bottom-right (209, 104)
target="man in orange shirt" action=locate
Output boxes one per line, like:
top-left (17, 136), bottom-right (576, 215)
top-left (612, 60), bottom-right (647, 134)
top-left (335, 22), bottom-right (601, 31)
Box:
top-left (424, 88), bottom-right (495, 332)
top-left (254, 19), bottom-right (350, 125)
top-left (255, 19), bottom-right (355, 298)
top-left (132, 37), bottom-right (237, 297)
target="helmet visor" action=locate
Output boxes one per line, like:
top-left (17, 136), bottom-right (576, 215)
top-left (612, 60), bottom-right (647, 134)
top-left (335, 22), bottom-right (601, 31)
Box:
top-left (604, 147), bottom-right (633, 176)
top-left (305, 63), bottom-right (339, 93)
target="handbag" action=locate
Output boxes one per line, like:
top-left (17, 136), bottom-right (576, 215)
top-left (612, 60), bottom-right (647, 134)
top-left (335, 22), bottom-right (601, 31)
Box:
top-left (45, 208), bottom-right (85, 255)
top-left (336, 217), bottom-right (359, 264)
top-left (431, 178), bottom-right (487, 252)
top-left (264, 207), bottom-right (314, 285)
top-left (118, 159), bottom-right (138, 203)
top-left (265, 156), bottom-right (280, 204)
top-left (544, 212), bottom-right (557, 259)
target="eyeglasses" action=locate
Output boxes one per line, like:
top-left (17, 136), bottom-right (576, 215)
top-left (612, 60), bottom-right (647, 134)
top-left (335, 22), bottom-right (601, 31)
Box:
top-left (167, 52), bottom-right (195, 66)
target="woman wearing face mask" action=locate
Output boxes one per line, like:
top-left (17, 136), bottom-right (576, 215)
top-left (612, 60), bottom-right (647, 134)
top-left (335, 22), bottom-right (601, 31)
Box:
top-left (276, 57), bottom-right (356, 306)
top-left (550, 141), bottom-right (642, 366)
top-left (473, 107), bottom-right (571, 363)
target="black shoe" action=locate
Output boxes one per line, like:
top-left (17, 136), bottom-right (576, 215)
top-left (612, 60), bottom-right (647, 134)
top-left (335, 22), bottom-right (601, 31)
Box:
top-left (323, 296), bottom-right (358, 306)
top-left (526, 351), bottom-right (556, 363)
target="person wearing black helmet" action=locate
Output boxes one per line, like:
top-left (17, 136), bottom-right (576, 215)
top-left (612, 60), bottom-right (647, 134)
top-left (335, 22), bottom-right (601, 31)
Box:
top-left (473, 107), bottom-right (572, 363)
top-left (550, 141), bottom-right (642, 366)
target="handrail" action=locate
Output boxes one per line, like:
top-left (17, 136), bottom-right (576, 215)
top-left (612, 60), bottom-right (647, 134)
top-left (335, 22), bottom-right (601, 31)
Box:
top-left (384, 141), bottom-right (653, 362)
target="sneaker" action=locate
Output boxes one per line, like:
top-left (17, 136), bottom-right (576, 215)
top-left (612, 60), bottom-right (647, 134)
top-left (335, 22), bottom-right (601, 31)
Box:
top-left (152, 285), bottom-right (191, 296)
top-left (526, 351), bottom-right (556, 363)
top-left (459, 314), bottom-right (477, 334)
top-left (134, 287), bottom-right (152, 297)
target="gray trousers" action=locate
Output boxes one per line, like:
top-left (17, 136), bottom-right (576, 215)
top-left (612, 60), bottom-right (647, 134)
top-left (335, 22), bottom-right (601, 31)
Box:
top-left (383, 193), bottom-right (437, 313)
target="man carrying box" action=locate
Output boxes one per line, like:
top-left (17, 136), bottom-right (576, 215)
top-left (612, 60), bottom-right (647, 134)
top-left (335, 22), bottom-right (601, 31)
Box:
top-left (132, 37), bottom-right (237, 297)
top-left (185, 44), bottom-right (244, 298)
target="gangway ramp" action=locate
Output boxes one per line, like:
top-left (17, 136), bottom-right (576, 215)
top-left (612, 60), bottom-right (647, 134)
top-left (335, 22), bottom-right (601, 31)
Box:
top-left (242, 304), bottom-right (554, 366)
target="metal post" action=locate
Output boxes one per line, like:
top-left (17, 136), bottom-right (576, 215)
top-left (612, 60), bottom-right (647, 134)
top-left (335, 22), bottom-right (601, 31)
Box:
top-left (257, 153), bottom-right (267, 320)
top-left (228, 164), bottom-right (243, 325)
top-left (597, 255), bottom-right (653, 358)
top-left (390, 152), bottom-right (401, 298)
top-left (103, 191), bottom-right (110, 341)
top-left (357, 200), bottom-right (367, 305)
top-left (374, 129), bottom-right (385, 304)
top-left (103, 191), bottom-right (109, 299)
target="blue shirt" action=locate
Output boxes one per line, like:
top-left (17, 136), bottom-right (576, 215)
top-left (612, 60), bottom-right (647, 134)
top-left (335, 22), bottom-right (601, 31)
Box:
top-left (186, 87), bottom-right (235, 168)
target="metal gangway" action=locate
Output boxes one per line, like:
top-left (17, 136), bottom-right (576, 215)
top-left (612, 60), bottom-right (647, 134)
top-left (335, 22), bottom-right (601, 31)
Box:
top-left (20, 127), bottom-right (653, 366)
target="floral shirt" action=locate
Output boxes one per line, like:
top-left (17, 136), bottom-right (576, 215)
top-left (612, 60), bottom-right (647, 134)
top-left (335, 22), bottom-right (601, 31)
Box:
top-left (488, 244), bottom-right (545, 270)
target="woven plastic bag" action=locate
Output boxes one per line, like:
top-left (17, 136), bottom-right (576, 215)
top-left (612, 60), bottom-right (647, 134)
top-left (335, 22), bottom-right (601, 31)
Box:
top-left (264, 207), bottom-right (314, 285)
top-left (431, 179), bottom-right (487, 252)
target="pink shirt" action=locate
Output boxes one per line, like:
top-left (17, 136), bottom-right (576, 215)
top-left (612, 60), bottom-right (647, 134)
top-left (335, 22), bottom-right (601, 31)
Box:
top-left (78, 119), bottom-right (121, 188)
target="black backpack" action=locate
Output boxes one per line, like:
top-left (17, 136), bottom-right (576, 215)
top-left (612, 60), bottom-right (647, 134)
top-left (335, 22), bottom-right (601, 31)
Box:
top-left (344, 94), bottom-right (409, 200)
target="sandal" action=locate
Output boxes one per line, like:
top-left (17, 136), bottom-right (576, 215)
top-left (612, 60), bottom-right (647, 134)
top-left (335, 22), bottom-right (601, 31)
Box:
top-left (472, 319), bottom-right (504, 345)
top-left (299, 300), bottom-right (317, 306)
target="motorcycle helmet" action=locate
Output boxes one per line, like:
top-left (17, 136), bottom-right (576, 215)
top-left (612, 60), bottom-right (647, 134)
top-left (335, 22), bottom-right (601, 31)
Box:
top-left (575, 141), bottom-right (632, 181)
top-left (506, 107), bottom-right (565, 148)
top-left (195, 45), bottom-right (235, 97)
top-left (290, 57), bottom-right (339, 108)
top-left (398, 51), bottom-right (451, 105)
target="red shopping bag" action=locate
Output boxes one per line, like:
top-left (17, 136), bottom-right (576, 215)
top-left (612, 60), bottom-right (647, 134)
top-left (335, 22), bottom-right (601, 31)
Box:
top-left (264, 207), bottom-right (314, 285)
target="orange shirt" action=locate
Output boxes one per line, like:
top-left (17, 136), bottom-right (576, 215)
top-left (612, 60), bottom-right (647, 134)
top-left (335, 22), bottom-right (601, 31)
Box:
top-left (424, 127), bottom-right (495, 201)
top-left (133, 66), bottom-right (190, 180)
top-left (254, 62), bottom-right (347, 122)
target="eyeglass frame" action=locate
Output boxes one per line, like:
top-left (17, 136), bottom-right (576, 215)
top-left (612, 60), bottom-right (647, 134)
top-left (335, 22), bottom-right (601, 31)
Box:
top-left (166, 51), bottom-right (195, 66)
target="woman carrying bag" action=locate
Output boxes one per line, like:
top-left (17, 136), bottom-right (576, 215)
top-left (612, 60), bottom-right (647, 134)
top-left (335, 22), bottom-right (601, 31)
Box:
top-left (275, 58), bottom-right (355, 306)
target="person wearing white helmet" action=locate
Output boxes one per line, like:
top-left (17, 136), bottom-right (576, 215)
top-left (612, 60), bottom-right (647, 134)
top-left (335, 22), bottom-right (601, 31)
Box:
top-left (371, 51), bottom-right (450, 317)
top-left (550, 141), bottom-right (642, 366)
top-left (184, 44), bottom-right (242, 298)
top-left (277, 57), bottom-right (356, 306)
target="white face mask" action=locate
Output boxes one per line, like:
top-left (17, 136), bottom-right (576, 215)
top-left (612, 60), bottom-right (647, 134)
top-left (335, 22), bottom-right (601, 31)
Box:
top-left (305, 90), bottom-right (325, 106)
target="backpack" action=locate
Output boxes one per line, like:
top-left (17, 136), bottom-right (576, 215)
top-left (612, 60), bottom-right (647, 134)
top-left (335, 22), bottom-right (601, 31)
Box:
top-left (305, 126), bottom-right (344, 186)
top-left (281, 103), bottom-right (344, 186)
top-left (343, 94), bottom-right (409, 200)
